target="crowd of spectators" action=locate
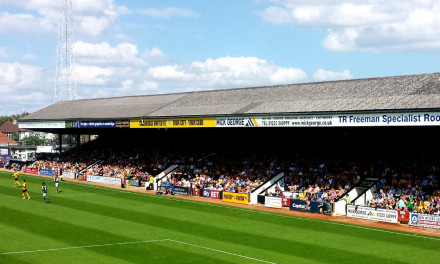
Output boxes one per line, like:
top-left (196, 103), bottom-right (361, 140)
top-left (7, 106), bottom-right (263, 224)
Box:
top-left (5, 133), bottom-right (439, 212)
top-left (4, 161), bottom-right (22, 171)
top-left (278, 157), bottom-right (361, 203)
top-left (363, 164), bottom-right (439, 214)
top-left (425, 194), bottom-right (440, 214)
top-left (160, 150), bottom-right (278, 194)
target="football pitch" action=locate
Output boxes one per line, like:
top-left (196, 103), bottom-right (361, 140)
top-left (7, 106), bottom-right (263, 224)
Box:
top-left (0, 171), bottom-right (439, 264)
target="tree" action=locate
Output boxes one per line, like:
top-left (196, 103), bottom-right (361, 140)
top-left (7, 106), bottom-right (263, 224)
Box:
top-left (11, 133), bottom-right (19, 142)
top-left (0, 112), bottom-right (29, 126)
top-left (21, 134), bottom-right (46, 146)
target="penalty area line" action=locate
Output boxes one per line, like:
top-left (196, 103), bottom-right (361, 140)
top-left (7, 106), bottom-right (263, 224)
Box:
top-left (0, 238), bottom-right (278, 263)
top-left (165, 239), bottom-right (278, 264)
top-left (0, 239), bottom-right (168, 255)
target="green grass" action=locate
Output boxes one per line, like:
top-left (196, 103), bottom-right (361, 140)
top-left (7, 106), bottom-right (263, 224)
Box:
top-left (0, 171), bottom-right (439, 264)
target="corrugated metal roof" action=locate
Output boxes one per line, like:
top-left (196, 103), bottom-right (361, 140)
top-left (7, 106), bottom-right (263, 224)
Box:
top-left (21, 72), bottom-right (440, 121)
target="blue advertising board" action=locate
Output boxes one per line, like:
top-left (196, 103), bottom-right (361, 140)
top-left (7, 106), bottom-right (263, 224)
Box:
top-left (173, 186), bottom-right (189, 196)
top-left (290, 199), bottom-right (331, 214)
top-left (0, 147), bottom-right (10, 165)
top-left (202, 189), bottom-right (210, 198)
top-left (39, 169), bottom-right (56, 176)
top-left (66, 120), bottom-right (129, 128)
top-left (127, 179), bottom-right (140, 187)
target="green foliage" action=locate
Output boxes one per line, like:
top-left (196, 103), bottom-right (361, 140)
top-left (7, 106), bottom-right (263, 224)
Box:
top-left (0, 112), bottom-right (29, 126)
top-left (20, 134), bottom-right (46, 146)
top-left (11, 133), bottom-right (19, 142)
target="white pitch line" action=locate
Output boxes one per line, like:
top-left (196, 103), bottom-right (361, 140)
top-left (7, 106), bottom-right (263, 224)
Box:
top-left (0, 238), bottom-right (278, 263)
top-left (23, 177), bottom-right (440, 241)
top-left (165, 239), bottom-right (278, 264)
top-left (0, 239), bottom-right (168, 255)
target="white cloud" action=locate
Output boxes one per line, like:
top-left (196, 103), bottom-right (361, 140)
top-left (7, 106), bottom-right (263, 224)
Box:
top-left (79, 17), bottom-right (110, 37)
top-left (323, 28), bottom-right (359, 52)
top-left (270, 68), bottom-right (307, 83)
top-left (0, 0), bottom-right (125, 36)
top-left (139, 80), bottom-right (159, 91)
top-left (71, 54), bottom-right (313, 97)
top-left (0, 12), bottom-right (54, 34)
top-left (313, 69), bottom-right (353, 81)
top-left (121, 79), bottom-right (133, 91)
top-left (148, 56), bottom-right (307, 89)
top-left (262, 0), bottom-right (440, 51)
top-left (0, 62), bottom-right (46, 115)
top-left (139, 7), bottom-right (195, 18)
top-left (6, 91), bottom-right (49, 113)
top-left (148, 65), bottom-right (194, 80)
top-left (74, 41), bottom-right (143, 66)
top-left (143, 48), bottom-right (164, 57)
top-left (74, 65), bottom-right (114, 85)
top-left (0, 62), bottom-right (42, 93)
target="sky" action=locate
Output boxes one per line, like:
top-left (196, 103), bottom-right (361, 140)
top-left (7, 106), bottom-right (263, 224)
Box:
top-left (1, 0), bottom-right (440, 116)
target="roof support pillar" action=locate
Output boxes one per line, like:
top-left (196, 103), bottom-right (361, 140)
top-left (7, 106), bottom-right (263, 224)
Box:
top-left (76, 134), bottom-right (80, 148)
top-left (58, 133), bottom-right (62, 154)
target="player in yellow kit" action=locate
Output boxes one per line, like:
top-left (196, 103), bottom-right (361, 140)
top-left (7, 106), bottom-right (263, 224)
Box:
top-left (13, 170), bottom-right (21, 187)
top-left (21, 179), bottom-right (30, 199)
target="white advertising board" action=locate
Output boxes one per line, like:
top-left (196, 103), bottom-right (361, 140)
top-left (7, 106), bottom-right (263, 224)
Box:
top-left (347, 205), bottom-right (398, 223)
top-left (216, 112), bottom-right (440, 128)
top-left (409, 213), bottom-right (440, 229)
top-left (62, 172), bottom-right (75, 179)
top-left (19, 121), bottom-right (66, 129)
top-left (87, 175), bottom-right (120, 185)
top-left (264, 196), bottom-right (282, 209)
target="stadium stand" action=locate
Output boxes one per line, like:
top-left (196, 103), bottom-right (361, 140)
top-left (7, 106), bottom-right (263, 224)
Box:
top-left (16, 127), bottom-right (438, 216)
top-left (13, 72), bottom-right (440, 224)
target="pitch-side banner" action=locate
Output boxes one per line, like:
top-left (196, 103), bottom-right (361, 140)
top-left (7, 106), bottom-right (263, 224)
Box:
top-left (130, 118), bottom-right (216, 128)
top-left (86, 175), bottom-right (120, 186)
top-left (409, 213), bottom-right (440, 229)
top-left (39, 169), bottom-right (55, 176)
top-left (24, 168), bottom-right (39, 174)
top-left (347, 205), bottom-right (398, 223)
top-left (0, 147), bottom-right (10, 162)
top-left (62, 172), bottom-right (76, 179)
top-left (222, 192), bottom-right (249, 204)
top-left (216, 112), bottom-right (440, 127)
top-left (265, 196), bottom-right (282, 208)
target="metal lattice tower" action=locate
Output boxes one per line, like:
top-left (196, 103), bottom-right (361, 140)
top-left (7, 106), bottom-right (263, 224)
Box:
top-left (55, 0), bottom-right (76, 102)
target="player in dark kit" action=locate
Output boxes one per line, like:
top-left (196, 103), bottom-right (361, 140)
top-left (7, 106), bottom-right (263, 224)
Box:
top-left (54, 175), bottom-right (60, 193)
top-left (42, 182), bottom-right (50, 203)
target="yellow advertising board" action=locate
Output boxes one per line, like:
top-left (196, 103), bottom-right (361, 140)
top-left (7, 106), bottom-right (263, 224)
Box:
top-left (222, 192), bottom-right (249, 204)
top-left (130, 118), bottom-right (216, 128)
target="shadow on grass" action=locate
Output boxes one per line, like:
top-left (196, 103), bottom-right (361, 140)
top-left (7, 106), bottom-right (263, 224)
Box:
top-left (0, 205), bottom-right (242, 264)
top-left (64, 182), bottom-right (439, 252)
top-left (45, 195), bottom-right (412, 264)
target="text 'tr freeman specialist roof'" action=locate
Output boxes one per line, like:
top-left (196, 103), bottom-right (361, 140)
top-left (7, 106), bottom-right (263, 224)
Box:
top-left (21, 72), bottom-right (440, 121)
